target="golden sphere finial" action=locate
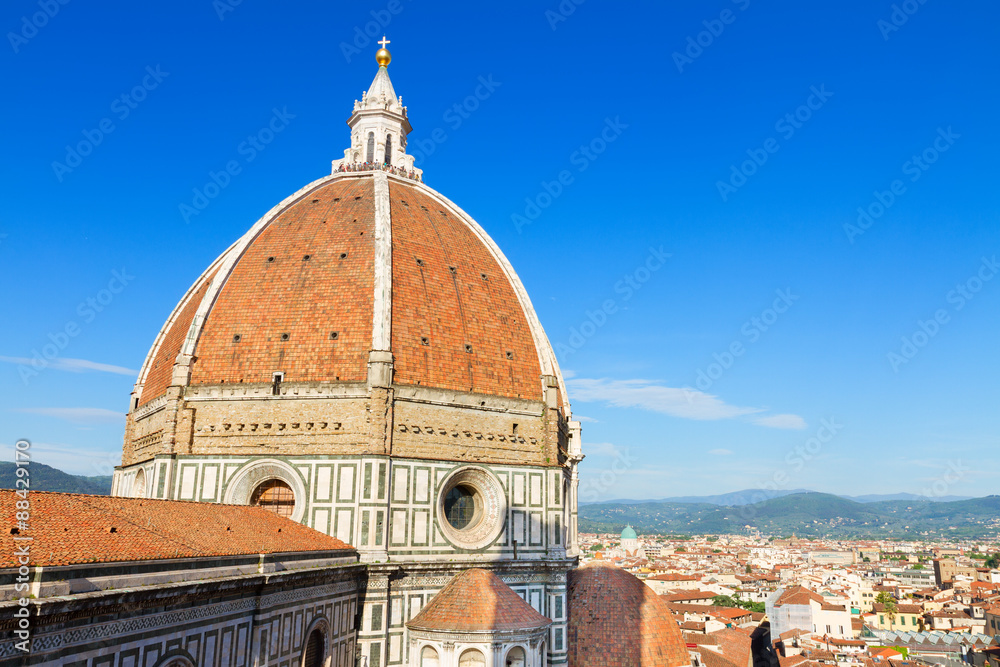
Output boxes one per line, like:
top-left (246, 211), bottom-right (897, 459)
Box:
top-left (376, 36), bottom-right (391, 67)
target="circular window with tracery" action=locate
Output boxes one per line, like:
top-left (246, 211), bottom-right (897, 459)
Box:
top-left (251, 479), bottom-right (296, 518)
top-left (444, 483), bottom-right (481, 530)
top-left (437, 467), bottom-right (506, 550)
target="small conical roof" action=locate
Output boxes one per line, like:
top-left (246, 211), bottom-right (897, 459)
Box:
top-left (363, 66), bottom-right (400, 111)
top-left (407, 568), bottom-right (551, 633)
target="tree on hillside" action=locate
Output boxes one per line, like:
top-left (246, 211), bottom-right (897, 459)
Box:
top-left (985, 553), bottom-right (999, 569)
top-left (746, 564), bottom-right (752, 574)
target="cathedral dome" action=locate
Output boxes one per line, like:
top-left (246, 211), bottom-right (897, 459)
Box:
top-left (122, 46), bottom-right (582, 479)
top-left (134, 171), bottom-right (564, 406)
top-left (112, 46), bottom-right (586, 667)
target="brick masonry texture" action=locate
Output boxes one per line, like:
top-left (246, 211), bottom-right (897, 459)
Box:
top-left (140, 267), bottom-right (218, 407)
top-left (567, 561), bottom-right (690, 667)
top-left (0, 490), bottom-right (352, 567)
top-left (124, 174), bottom-right (568, 468)
top-left (389, 181), bottom-right (542, 400)
top-left (407, 568), bottom-right (551, 632)
top-left (391, 399), bottom-right (548, 465)
top-left (191, 178), bottom-right (376, 386)
top-left (188, 394), bottom-right (373, 457)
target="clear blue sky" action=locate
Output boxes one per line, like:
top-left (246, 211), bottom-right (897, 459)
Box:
top-left (1, 0), bottom-right (997, 500)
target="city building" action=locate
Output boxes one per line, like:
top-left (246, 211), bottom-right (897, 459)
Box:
top-left (767, 585), bottom-right (853, 639)
top-left (807, 551), bottom-right (856, 566)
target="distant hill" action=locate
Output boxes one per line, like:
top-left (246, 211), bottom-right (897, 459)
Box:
top-left (578, 492), bottom-right (1000, 539)
top-left (583, 489), bottom-right (971, 506)
top-left (844, 492), bottom-right (971, 503)
top-left (589, 489), bottom-right (811, 506)
top-left (0, 462), bottom-right (112, 495)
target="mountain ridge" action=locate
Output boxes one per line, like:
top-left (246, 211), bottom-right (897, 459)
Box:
top-left (584, 488), bottom-right (972, 506)
top-left (579, 491), bottom-right (1000, 539)
top-left (0, 462), bottom-right (112, 495)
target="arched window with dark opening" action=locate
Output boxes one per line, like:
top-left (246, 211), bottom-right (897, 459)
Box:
top-left (302, 628), bottom-right (325, 667)
top-left (366, 132), bottom-right (375, 163)
top-left (505, 646), bottom-right (526, 667)
top-left (384, 134), bottom-right (392, 166)
top-left (251, 479), bottom-right (295, 518)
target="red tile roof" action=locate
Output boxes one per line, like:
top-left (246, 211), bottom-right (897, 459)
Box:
top-left (711, 607), bottom-right (754, 620)
top-left (775, 585), bottom-right (826, 607)
top-left (406, 568), bottom-right (551, 632)
top-left (664, 589), bottom-right (717, 602)
top-left (870, 648), bottom-right (903, 660)
top-left (567, 561), bottom-right (690, 667)
top-left (706, 628), bottom-right (753, 667)
top-left (148, 175), bottom-right (547, 402)
top-left (681, 621), bottom-right (707, 631)
top-left (189, 178), bottom-right (375, 387)
top-left (778, 654), bottom-right (809, 667)
top-left (829, 638), bottom-right (866, 647)
top-left (0, 491), bottom-right (353, 568)
top-left (389, 182), bottom-right (542, 399)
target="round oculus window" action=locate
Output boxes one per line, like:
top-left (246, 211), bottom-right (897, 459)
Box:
top-left (444, 483), bottom-right (480, 530)
top-left (436, 466), bottom-right (507, 550)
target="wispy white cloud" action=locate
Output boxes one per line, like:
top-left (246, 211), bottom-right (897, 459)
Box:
top-left (709, 448), bottom-right (733, 456)
top-left (751, 413), bottom-right (808, 430)
top-left (0, 356), bottom-right (137, 376)
top-left (575, 415), bottom-right (599, 423)
top-left (566, 377), bottom-right (805, 430)
top-left (15, 407), bottom-right (124, 424)
top-left (567, 377), bottom-right (759, 420)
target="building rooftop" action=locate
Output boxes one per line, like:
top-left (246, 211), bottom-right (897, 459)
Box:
top-left (567, 561), bottom-right (689, 666)
top-left (0, 491), bottom-right (353, 568)
top-left (406, 568), bottom-right (551, 633)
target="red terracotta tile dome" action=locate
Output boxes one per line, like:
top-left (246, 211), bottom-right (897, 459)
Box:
top-left (407, 568), bottom-right (551, 633)
top-left (567, 561), bottom-right (690, 667)
top-left (134, 172), bottom-right (565, 408)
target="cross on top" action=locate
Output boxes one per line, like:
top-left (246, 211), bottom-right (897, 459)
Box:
top-left (378, 36), bottom-right (390, 49)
